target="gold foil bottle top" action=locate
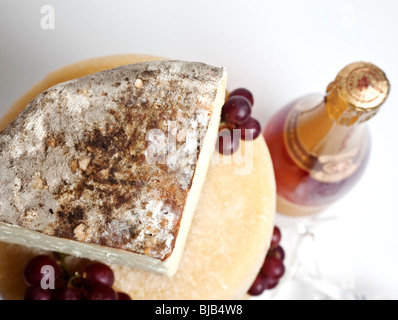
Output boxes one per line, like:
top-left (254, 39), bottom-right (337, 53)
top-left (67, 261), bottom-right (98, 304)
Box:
top-left (326, 62), bottom-right (390, 125)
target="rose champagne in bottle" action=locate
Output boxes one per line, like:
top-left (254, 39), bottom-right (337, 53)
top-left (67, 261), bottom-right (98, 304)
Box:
top-left (263, 62), bottom-right (390, 216)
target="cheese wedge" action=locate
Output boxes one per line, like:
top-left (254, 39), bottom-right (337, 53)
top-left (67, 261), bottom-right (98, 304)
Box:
top-left (0, 60), bottom-right (227, 276)
top-left (0, 55), bottom-right (275, 299)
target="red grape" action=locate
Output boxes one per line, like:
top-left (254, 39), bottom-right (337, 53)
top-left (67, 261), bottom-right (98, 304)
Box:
top-left (82, 262), bottom-right (115, 288)
top-left (22, 254), bottom-right (125, 300)
top-left (216, 128), bottom-right (240, 155)
top-left (270, 226), bottom-right (282, 250)
top-left (54, 276), bottom-right (68, 290)
top-left (236, 117), bottom-right (261, 140)
top-left (261, 256), bottom-right (285, 279)
top-left (86, 284), bottom-right (117, 300)
top-left (117, 292), bottom-right (132, 300)
top-left (24, 255), bottom-right (61, 287)
top-left (221, 96), bottom-right (251, 125)
top-left (247, 225), bottom-right (286, 296)
top-left (267, 245), bottom-right (285, 261)
top-left (247, 274), bottom-right (266, 296)
top-left (24, 286), bottom-right (53, 300)
top-left (229, 88), bottom-right (254, 106)
top-left (53, 287), bottom-right (83, 300)
top-left (263, 277), bottom-right (279, 290)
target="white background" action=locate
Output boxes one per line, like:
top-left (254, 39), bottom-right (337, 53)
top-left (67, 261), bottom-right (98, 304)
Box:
top-left (0, 0), bottom-right (397, 299)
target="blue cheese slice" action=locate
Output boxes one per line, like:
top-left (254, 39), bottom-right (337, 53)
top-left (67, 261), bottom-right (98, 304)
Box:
top-left (0, 61), bottom-right (227, 276)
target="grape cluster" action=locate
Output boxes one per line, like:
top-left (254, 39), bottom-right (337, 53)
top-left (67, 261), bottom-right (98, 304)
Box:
top-left (248, 226), bottom-right (286, 296)
top-left (23, 254), bottom-right (131, 300)
top-left (217, 88), bottom-right (262, 155)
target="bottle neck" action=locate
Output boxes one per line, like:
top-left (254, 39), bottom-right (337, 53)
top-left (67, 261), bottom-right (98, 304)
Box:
top-left (298, 97), bottom-right (367, 157)
top-left (284, 92), bottom-right (369, 183)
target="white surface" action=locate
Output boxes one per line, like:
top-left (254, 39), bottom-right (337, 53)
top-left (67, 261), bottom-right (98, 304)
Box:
top-left (0, 0), bottom-right (397, 299)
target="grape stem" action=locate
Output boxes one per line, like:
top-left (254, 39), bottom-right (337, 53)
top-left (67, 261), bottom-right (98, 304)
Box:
top-left (52, 251), bottom-right (70, 277)
top-left (67, 272), bottom-right (82, 289)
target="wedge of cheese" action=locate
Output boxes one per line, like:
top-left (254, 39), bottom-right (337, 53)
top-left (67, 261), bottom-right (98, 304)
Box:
top-left (0, 60), bottom-right (227, 276)
top-left (0, 55), bottom-right (275, 299)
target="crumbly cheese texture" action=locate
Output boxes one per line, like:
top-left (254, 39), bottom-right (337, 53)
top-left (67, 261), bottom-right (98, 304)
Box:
top-left (0, 60), bottom-right (226, 275)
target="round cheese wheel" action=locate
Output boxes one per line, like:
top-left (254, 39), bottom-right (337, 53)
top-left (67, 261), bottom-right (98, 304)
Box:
top-left (0, 54), bottom-right (275, 300)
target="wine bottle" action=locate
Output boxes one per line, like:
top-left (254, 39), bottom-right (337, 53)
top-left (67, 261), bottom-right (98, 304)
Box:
top-left (264, 62), bottom-right (390, 216)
